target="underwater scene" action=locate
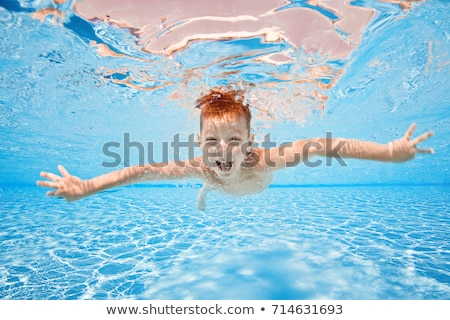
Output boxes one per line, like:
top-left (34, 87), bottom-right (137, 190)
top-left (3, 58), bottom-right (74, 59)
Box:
top-left (0, 0), bottom-right (449, 299)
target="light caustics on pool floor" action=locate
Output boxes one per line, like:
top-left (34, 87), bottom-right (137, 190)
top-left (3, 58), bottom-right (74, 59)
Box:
top-left (0, 186), bottom-right (449, 299)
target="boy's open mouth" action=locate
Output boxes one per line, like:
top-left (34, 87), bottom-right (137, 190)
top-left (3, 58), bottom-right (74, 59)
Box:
top-left (215, 160), bottom-right (233, 172)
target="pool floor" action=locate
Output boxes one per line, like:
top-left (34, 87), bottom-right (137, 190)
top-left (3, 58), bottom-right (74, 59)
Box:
top-left (0, 184), bottom-right (449, 299)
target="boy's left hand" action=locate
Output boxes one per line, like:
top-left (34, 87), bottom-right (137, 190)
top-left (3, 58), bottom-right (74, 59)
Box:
top-left (389, 123), bottom-right (434, 162)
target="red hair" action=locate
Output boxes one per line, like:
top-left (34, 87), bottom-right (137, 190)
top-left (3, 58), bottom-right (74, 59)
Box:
top-left (196, 88), bottom-right (251, 132)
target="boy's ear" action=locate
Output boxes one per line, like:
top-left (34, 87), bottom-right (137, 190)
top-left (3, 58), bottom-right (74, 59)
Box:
top-left (249, 133), bottom-right (254, 144)
top-left (197, 133), bottom-right (202, 147)
top-left (246, 133), bottom-right (255, 153)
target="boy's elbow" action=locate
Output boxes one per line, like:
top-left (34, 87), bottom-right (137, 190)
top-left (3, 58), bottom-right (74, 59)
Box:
top-left (304, 138), bottom-right (325, 158)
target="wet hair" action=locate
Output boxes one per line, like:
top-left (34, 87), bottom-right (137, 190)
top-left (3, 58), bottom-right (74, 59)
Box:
top-left (196, 88), bottom-right (251, 132)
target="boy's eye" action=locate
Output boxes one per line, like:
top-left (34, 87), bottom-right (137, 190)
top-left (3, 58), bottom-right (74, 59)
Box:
top-left (230, 137), bottom-right (241, 142)
top-left (204, 139), bottom-right (220, 148)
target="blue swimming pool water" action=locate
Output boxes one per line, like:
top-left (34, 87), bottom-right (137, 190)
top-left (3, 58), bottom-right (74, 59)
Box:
top-left (1, 185), bottom-right (449, 299)
top-left (0, 0), bottom-right (449, 300)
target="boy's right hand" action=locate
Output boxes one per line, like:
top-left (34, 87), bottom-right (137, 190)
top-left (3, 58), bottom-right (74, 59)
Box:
top-left (36, 165), bottom-right (88, 202)
top-left (387, 123), bottom-right (434, 162)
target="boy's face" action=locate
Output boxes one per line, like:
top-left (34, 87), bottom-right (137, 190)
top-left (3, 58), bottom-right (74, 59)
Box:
top-left (199, 116), bottom-right (253, 179)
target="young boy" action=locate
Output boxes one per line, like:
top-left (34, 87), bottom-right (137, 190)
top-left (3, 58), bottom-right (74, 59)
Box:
top-left (37, 88), bottom-right (434, 210)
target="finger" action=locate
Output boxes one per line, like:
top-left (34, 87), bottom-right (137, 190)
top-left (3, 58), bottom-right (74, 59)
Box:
top-left (37, 180), bottom-right (59, 188)
top-left (40, 171), bottom-right (62, 181)
top-left (404, 123), bottom-right (416, 140)
top-left (58, 165), bottom-right (69, 177)
top-left (412, 131), bottom-right (434, 145)
top-left (416, 147), bottom-right (434, 154)
top-left (46, 191), bottom-right (64, 198)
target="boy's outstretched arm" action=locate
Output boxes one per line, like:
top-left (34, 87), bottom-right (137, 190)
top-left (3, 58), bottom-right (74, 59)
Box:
top-left (36, 157), bottom-right (203, 202)
top-left (311, 123), bottom-right (434, 162)
top-left (265, 123), bottom-right (434, 169)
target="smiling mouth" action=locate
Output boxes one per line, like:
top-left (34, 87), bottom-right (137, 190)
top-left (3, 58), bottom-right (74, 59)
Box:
top-left (215, 160), bottom-right (233, 172)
